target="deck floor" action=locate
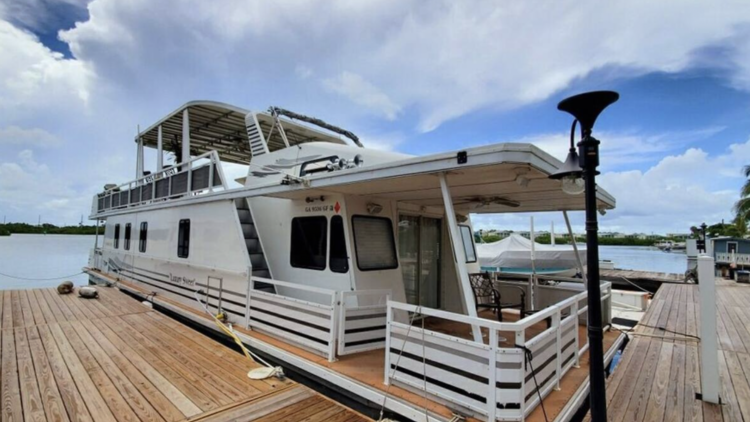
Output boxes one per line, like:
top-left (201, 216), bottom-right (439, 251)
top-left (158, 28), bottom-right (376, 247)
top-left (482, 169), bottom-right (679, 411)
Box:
top-left (592, 279), bottom-right (750, 422)
top-left (0, 286), bottom-right (370, 422)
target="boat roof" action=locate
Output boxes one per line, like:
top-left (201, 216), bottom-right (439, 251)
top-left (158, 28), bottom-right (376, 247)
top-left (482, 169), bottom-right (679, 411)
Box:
top-left (136, 101), bottom-right (350, 164)
top-left (263, 142), bottom-right (616, 214)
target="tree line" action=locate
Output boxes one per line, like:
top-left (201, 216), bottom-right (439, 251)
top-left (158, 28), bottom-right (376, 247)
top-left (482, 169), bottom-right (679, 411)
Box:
top-left (0, 223), bottom-right (98, 236)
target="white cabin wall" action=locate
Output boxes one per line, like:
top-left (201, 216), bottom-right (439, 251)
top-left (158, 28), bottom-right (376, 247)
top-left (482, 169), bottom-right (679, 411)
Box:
top-left (96, 200), bottom-right (251, 323)
top-left (249, 194), bottom-right (353, 300)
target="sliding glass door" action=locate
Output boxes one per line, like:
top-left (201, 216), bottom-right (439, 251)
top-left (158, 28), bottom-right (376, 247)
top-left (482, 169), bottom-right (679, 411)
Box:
top-left (398, 215), bottom-right (441, 308)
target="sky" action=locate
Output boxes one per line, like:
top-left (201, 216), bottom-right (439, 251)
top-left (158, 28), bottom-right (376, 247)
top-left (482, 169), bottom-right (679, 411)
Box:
top-left (1, 0), bottom-right (750, 234)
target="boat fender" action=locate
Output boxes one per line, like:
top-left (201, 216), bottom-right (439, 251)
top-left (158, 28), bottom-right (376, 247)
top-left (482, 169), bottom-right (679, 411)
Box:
top-left (57, 281), bottom-right (74, 295)
top-left (78, 286), bottom-right (99, 299)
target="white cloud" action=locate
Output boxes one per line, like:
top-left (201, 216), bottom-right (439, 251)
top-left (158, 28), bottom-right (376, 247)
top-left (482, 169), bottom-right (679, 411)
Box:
top-left (0, 21), bottom-right (92, 119)
top-left (323, 71), bottom-right (402, 120)
top-left (53, 0), bottom-right (750, 132)
top-left (517, 126), bottom-right (726, 171)
top-left (474, 138), bottom-right (750, 234)
top-left (0, 126), bottom-right (61, 147)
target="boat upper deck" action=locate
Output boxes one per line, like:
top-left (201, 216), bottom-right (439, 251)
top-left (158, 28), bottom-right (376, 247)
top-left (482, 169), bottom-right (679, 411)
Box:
top-left (591, 279), bottom-right (750, 422)
top-left (0, 286), bottom-right (371, 422)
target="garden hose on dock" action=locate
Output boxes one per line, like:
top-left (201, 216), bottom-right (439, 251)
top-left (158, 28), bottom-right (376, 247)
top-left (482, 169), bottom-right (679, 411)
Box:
top-left (193, 290), bottom-right (284, 380)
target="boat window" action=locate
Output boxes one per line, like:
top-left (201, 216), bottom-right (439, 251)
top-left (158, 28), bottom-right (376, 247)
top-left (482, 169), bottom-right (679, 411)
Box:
top-left (124, 223), bottom-right (132, 250)
top-left (291, 216), bottom-right (327, 270)
top-left (114, 224), bottom-right (120, 249)
top-left (139, 222), bottom-right (148, 253)
top-left (352, 216), bottom-right (398, 271)
top-left (299, 156), bottom-right (338, 176)
top-left (460, 225), bottom-right (477, 263)
top-left (177, 219), bottom-right (190, 258)
top-left (329, 215), bottom-right (349, 273)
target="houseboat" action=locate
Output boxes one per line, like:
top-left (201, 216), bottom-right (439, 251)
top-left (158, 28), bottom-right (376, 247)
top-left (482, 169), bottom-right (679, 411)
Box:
top-left (85, 101), bottom-right (623, 422)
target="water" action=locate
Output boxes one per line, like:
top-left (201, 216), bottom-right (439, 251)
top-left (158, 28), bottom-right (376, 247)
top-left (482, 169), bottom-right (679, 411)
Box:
top-left (0, 234), bottom-right (93, 290)
top-left (0, 235), bottom-right (687, 290)
top-left (599, 245), bottom-right (686, 274)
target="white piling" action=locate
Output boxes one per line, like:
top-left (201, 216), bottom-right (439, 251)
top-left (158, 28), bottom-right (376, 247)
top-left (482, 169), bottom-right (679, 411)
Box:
top-left (698, 254), bottom-right (720, 404)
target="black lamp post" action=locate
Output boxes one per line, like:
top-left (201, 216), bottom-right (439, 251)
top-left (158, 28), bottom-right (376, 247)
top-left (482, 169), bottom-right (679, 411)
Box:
top-left (549, 90), bottom-right (619, 422)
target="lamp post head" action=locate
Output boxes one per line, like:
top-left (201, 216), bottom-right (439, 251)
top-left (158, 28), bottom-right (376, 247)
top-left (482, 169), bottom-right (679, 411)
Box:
top-left (557, 91), bottom-right (619, 135)
top-left (549, 148), bottom-right (582, 180)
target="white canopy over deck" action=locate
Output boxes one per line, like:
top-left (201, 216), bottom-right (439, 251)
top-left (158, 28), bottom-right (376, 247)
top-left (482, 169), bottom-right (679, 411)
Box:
top-left (263, 142), bottom-right (616, 213)
top-left (135, 101), bottom-right (351, 165)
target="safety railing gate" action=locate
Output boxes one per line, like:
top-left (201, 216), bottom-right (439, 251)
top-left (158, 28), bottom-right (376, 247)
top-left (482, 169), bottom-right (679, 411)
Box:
top-left (337, 289), bottom-right (391, 355)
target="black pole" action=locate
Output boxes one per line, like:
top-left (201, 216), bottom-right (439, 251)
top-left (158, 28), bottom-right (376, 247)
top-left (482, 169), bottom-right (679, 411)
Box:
top-left (579, 132), bottom-right (607, 422)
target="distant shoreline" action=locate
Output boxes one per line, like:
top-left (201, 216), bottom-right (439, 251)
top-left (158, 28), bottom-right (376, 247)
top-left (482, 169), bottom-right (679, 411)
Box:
top-left (0, 223), bottom-right (98, 236)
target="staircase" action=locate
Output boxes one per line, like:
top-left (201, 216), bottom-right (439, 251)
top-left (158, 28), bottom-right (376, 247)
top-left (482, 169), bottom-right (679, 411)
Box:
top-left (235, 198), bottom-right (275, 293)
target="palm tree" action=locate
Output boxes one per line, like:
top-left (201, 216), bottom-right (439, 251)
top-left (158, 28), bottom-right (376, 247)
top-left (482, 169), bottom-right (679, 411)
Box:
top-left (734, 165), bottom-right (750, 234)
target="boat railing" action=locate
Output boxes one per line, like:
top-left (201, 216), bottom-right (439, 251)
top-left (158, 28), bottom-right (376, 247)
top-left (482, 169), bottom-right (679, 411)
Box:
top-left (384, 286), bottom-right (606, 421)
top-left (94, 150), bottom-right (228, 214)
top-left (337, 289), bottom-right (391, 355)
top-left (246, 276), bottom-right (340, 362)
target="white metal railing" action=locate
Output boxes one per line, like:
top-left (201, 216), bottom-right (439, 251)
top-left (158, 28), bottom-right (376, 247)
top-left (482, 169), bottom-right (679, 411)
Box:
top-left (245, 276), bottom-right (339, 362)
top-left (384, 285), bottom-right (608, 421)
top-left (337, 289), bottom-right (391, 355)
top-left (716, 252), bottom-right (750, 265)
top-left (95, 150), bottom-right (228, 213)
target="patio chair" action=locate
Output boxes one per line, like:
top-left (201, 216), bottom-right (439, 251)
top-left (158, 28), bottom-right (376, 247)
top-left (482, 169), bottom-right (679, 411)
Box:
top-left (468, 273), bottom-right (526, 322)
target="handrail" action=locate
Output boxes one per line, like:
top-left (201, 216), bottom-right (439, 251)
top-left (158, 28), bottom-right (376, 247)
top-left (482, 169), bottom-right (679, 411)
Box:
top-left (250, 276), bottom-right (338, 296)
top-left (100, 150), bottom-right (220, 195)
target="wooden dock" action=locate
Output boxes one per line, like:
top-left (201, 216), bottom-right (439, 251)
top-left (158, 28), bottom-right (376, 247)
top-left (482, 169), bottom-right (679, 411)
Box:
top-left (599, 269), bottom-right (684, 292)
top-left (0, 286), bottom-right (371, 422)
top-left (591, 279), bottom-right (750, 422)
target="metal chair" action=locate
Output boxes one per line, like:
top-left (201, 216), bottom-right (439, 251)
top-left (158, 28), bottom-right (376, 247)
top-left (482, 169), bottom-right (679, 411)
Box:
top-left (469, 273), bottom-right (526, 322)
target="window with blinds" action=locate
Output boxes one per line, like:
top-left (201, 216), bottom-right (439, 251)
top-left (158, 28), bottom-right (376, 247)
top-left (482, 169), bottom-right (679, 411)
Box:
top-left (352, 216), bottom-right (398, 271)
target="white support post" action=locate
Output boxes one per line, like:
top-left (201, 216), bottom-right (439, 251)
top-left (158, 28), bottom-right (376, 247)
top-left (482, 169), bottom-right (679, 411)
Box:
top-left (563, 211), bottom-right (587, 286)
top-left (182, 109), bottom-right (190, 168)
top-left (439, 173), bottom-right (483, 343)
top-left (157, 125), bottom-right (164, 171)
top-left (554, 311), bottom-right (562, 390)
top-left (487, 329), bottom-right (498, 421)
top-left (328, 292), bottom-right (338, 362)
top-left (698, 255), bottom-right (720, 404)
top-left (245, 267), bottom-right (253, 329)
top-left (136, 127), bottom-right (144, 182)
top-left (572, 300), bottom-right (581, 368)
top-left (384, 301), bottom-right (393, 386)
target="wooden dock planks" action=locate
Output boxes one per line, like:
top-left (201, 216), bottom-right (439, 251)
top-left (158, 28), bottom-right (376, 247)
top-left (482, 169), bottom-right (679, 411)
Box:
top-left (0, 287), bottom-right (371, 422)
top-left (598, 280), bottom-right (750, 422)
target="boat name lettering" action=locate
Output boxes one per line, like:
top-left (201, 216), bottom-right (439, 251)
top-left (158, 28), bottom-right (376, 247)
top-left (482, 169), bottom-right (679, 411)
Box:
top-left (170, 273), bottom-right (196, 286)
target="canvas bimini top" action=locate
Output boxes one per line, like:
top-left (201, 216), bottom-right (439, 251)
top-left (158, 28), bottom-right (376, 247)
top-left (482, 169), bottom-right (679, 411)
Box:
top-left (136, 101), bottom-right (354, 164)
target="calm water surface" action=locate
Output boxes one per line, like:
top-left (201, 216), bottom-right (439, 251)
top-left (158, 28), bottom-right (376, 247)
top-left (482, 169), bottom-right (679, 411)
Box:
top-left (0, 234), bottom-right (93, 289)
top-left (0, 235), bottom-right (688, 290)
top-left (599, 245), bottom-right (687, 274)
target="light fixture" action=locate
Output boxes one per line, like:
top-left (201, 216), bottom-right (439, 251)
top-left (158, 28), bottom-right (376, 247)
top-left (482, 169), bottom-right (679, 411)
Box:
top-left (366, 202), bottom-right (383, 214)
top-left (514, 168), bottom-right (531, 188)
top-left (550, 120), bottom-right (585, 195)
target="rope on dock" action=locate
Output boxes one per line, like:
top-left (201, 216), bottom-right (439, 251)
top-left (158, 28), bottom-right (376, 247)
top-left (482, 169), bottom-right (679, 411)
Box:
top-left (0, 270), bottom-right (85, 281)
